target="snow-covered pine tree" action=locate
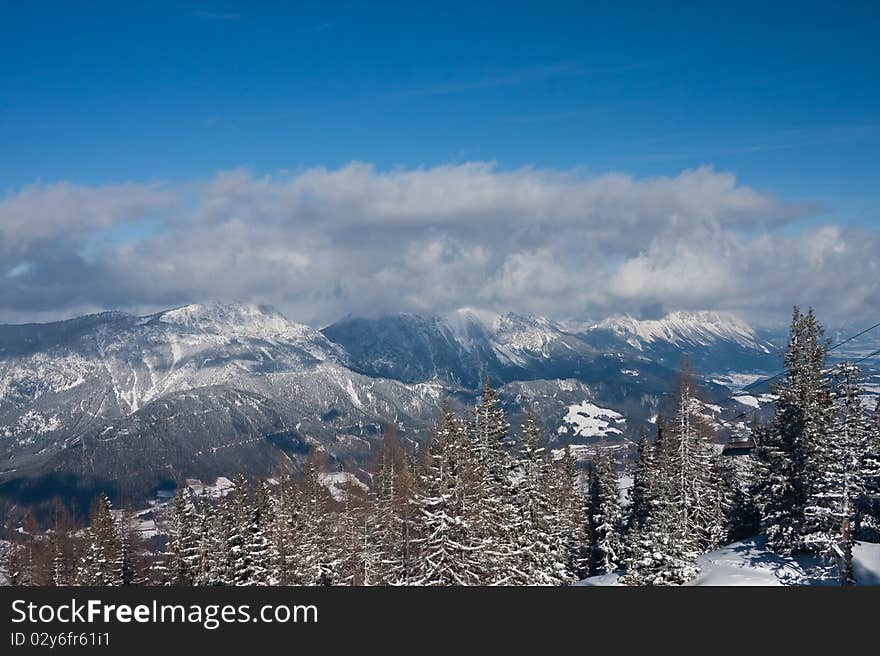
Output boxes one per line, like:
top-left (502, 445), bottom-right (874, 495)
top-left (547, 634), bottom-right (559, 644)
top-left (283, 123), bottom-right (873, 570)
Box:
top-left (166, 489), bottom-right (199, 585)
top-left (588, 449), bottom-right (623, 575)
top-left (298, 454), bottom-right (339, 585)
top-left (472, 380), bottom-right (521, 584)
top-left (246, 480), bottom-right (277, 585)
top-left (76, 493), bottom-right (122, 586)
top-left (553, 444), bottom-right (590, 580)
top-left (272, 475), bottom-right (303, 585)
top-left (861, 397), bottom-right (880, 535)
top-left (194, 498), bottom-right (223, 585)
top-left (517, 413), bottom-right (567, 585)
top-left (804, 362), bottom-right (871, 584)
top-left (704, 456), bottom-right (734, 552)
top-left (411, 408), bottom-right (483, 585)
top-left (668, 364), bottom-right (718, 554)
top-left (628, 428), bottom-right (656, 532)
top-left (756, 307), bottom-right (833, 554)
top-left (621, 417), bottom-right (700, 586)
top-left (225, 475), bottom-right (256, 586)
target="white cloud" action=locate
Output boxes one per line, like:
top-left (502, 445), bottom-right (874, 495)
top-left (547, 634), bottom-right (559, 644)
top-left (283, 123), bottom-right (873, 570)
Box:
top-left (1, 162), bottom-right (875, 327)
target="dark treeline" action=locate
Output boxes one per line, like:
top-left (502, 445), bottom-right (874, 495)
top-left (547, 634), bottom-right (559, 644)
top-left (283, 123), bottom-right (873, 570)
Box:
top-left (3, 307), bottom-right (879, 586)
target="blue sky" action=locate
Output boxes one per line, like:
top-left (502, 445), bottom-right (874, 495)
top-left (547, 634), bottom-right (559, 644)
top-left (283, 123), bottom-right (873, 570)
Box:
top-left (1, 2), bottom-right (879, 325)
top-left (2, 2), bottom-right (878, 212)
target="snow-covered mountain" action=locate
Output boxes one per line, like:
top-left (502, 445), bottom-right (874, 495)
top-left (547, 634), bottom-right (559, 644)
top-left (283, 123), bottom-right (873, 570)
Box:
top-left (589, 311), bottom-right (765, 351)
top-left (322, 309), bottom-right (599, 388)
top-left (0, 302), bottom-right (780, 516)
top-left (573, 311), bottom-right (780, 373)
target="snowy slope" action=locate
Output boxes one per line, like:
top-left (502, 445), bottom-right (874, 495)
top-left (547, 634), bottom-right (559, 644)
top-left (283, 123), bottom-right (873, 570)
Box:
top-left (578, 537), bottom-right (880, 586)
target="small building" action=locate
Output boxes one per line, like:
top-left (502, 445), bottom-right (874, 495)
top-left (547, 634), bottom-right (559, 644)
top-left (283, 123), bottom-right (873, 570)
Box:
top-left (722, 437), bottom-right (754, 457)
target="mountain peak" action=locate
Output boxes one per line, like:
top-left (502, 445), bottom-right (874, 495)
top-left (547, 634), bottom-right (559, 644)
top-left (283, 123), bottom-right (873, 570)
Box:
top-left (150, 301), bottom-right (303, 336)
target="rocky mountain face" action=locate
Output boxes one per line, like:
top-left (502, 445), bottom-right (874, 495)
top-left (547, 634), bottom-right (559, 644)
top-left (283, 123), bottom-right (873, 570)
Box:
top-left (0, 302), bottom-right (784, 516)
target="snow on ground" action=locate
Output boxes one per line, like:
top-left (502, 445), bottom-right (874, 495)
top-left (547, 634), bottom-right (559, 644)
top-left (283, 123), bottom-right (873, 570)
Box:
top-left (577, 537), bottom-right (880, 586)
top-left (196, 476), bottom-right (234, 499)
top-left (617, 475), bottom-right (633, 507)
top-left (557, 401), bottom-right (625, 438)
top-left (732, 394), bottom-right (760, 409)
top-left (319, 471), bottom-right (368, 502)
top-left (550, 443), bottom-right (626, 462)
top-left (711, 372), bottom-right (767, 390)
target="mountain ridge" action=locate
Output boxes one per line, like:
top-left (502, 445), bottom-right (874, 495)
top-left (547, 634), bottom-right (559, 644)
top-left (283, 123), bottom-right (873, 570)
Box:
top-left (0, 301), bottom-right (783, 516)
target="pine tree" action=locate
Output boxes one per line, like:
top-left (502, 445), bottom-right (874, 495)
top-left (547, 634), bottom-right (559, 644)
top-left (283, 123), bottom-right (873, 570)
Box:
top-left (756, 307), bottom-right (833, 554)
top-left (46, 503), bottom-right (79, 586)
top-left (412, 410), bottom-right (483, 585)
top-left (621, 415), bottom-right (700, 586)
top-left (297, 454), bottom-right (339, 585)
top-left (804, 362), bottom-right (870, 584)
top-left (246, 480), bottom-right (277, 585)
top-left (194, 499), bottom-right (223, 585)
top-left (859, 397), bottom-right (880, 536)
top-left (667, 365), bottom-right (718, 553)
top-left (517, 413), bottom-right (567, 584)
top-left (589, 450), bottom-right (623, 575)
top-left (628, 428), bottom-right (656, 531)
top-left (166, 489), bottom-right (198, 585)
top-left (472, 380), bottom-right (521, 584)
top-left (553, 445), bottom-right (590, 580)
top-left (76, 493), bottom-right (122, 586)
top-left (272, 475), bottom-right (303, 585)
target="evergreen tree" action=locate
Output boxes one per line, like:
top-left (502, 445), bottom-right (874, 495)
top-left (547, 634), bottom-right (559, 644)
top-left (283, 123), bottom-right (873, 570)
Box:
top-left (553, 445), bottom-right (590, 580)
top-left (621, 412), bottom-right (701, 585)
top-left (589, 450), bottom-right (623, 575)
top-left (225, 475), bottom-right (255, 585)
top-left (756, 307), bottom-right (833, 554)
top-left (804, 362), bottom-right (870, 584)
top-left (272, 475), bottom-right (303, 585)
top-left (297, 454), bottom-right (339, 585)
top-left (246, 480), bottom-right (277, 585)
top-left (166, 489), bottom-right (198, 585)
top-left (472, 380), bottom-right (521, 584)
top-left (412, 410), bottom-right (483, 585)
top-left (76, 493), bottom-right (122, 586)
top-left (517, 413), bottom-right (567, 584)
top-left (668, 365), bottom-right (718, 553)
top-left (628, 428), bottom-right (656, 531)
top-left (194, 499), bottom-right (223, 585)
